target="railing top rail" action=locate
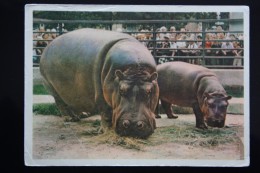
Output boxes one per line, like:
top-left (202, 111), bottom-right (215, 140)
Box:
top-left (33, 39), bottom-right (244, 42)
top-left (33, 18), bottom-right (243, 24)
top-left (123, 31), bottom-right (244, 33)
top-left (33, 31), bottom-right (244, 34)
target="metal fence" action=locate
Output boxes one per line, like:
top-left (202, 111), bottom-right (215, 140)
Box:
top-left (33, 18), bottom-right (244, 69)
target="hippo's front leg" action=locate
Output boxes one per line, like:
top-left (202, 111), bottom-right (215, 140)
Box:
top-left (192, 103), bottom-right (207, 129)
top-left (99, 107), bottom-right (113, 133)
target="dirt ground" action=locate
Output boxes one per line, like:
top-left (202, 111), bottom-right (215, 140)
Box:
top-left (32, 113), bottom-right (244, 161)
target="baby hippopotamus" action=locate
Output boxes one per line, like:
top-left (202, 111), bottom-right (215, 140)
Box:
top-left (156, 61), bottom-right (232, 129)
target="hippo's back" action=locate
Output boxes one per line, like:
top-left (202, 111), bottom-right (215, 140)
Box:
top-left (157, 61), bottom-right (216, 106)
top-left (40, 28), bottom-right (135, 70)
top-left (40, 28), bottom-right (137, 112)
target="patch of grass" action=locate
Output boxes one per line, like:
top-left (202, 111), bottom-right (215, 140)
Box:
top-left (172, 106), bottom-right (193, 114)
top-left (33, 103), bottom-right (61, 115)
top-left (33, 85), bottom-right (49, 95)
top-left (224, 85), bottom-right (244, 98)
top-left (151, 125), bottom-right (239, 148)
top-left (91, 119), bottom-right (101, 127)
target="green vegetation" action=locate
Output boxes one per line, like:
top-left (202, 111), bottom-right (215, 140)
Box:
top-left (33, 85), bottom-right (49, 95)
top-left (225, 86), bottom-right (244, 98)
top-left (91, 119), bottom-right (101, 127)
top-left (33, 103), bottom-right (61, 115)
top-left (172, 106), bottom-right (193, 114)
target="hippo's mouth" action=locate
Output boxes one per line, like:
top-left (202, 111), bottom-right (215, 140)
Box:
top-left (206, 118), bottom-right (225, 128)
top-left (115, 117), bottom-right (154, 138)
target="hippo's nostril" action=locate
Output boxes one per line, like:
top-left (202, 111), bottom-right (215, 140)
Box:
top-left (137, 121), bottom-right (144, 129)
top-left (122, 120), bottom-right (130, 128)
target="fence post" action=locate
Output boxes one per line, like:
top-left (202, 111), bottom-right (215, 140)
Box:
top-left (201, 22), bottom-right (206, 65)
top-left (152, 25), bottom-right (158, 64)
top-left (58, 23), bottom-right (63, 36)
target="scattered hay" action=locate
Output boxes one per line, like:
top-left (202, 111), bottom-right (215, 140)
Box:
top-left (69, 116), bottom-right (240, 150)
top-left (81, 129), bottom-right (100, 136)
top-left (76, 119), bottom-right (149, 150)
top-left (88, 130), bottom-right (149, 150)
top-left (78, 118), bottom-right (240, 150)
top-left (152, 124), bottom-right (240, 148)
top-left (76, 119), bottom-right (102, 136)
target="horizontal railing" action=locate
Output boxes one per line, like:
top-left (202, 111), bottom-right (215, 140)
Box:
top-left (33, 18), bottom-right (243, 24)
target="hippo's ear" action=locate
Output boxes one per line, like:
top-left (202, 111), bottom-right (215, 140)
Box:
top-left (115, 70), bottom-right (124, 80)
top-left (150, 72), bottom-right (158, 81)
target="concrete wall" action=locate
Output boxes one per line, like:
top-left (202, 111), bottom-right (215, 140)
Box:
top-left (33, 67), bottom-right (44, 85)
top-left (213, 69), bottom-right (243, 87)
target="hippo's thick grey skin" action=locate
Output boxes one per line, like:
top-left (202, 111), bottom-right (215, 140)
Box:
top-left (156, 62), bottom-right (232, 129)
top-left (40, 28), bottom-right (159, 138)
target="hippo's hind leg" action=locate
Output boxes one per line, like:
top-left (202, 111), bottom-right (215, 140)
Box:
top-left (155, 100), bottom-right (161, 118)
top-left (54, 98), bottom-right (81, 122)
top-left (42, 79), bottom-right (81, 121)
top-left (161, 100), bottom-right (178, 119)
top-left (192, 103), bottom-right (207, 129)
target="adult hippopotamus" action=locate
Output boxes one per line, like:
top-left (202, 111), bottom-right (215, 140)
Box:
top-left (156, 62), bottom-right (232, 129)
top-left (40, 28), bottom-right (159, 138)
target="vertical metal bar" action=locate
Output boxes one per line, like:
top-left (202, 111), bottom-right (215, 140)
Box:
top-left (201, 21), bottom-right (206, 65)
top-left (152, 24), bottom-right (157, 64)
top-left (58, 23), bottom-right (63, 35)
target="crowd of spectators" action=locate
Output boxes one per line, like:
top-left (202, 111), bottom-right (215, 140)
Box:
top-left (33, 24), bottom-right (68, 63)
top-left (133, 25), bottom-right (244, 66)
top-left (33, 23), bottom-right (244, 67)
